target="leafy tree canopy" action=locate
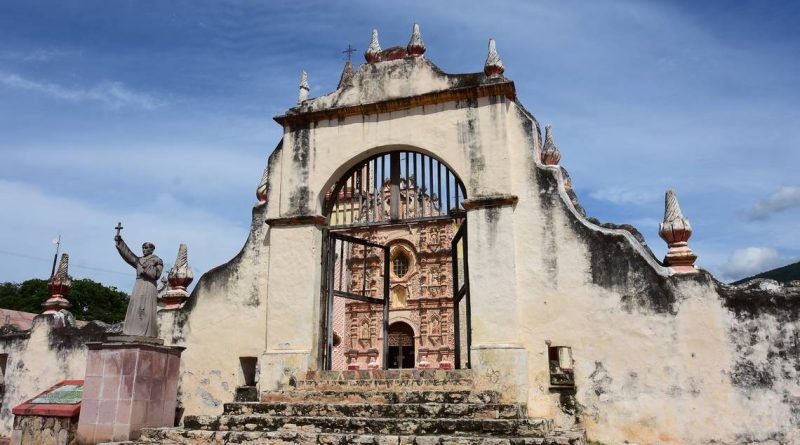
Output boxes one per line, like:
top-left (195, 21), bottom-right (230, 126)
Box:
top-left (0, 278), bottom-right (129, 324)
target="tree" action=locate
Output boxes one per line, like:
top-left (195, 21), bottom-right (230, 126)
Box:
top-left (0, 278), bottom-right (130, 324)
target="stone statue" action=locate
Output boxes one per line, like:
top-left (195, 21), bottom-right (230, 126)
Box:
top-left (114, 222), bottom-right (163, 337)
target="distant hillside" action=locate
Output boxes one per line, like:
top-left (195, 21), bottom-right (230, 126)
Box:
top-left (732, 260), bottom-right (800, 285)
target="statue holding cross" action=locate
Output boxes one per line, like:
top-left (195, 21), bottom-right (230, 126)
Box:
top-left (114, 222), bottom-right (163, 337)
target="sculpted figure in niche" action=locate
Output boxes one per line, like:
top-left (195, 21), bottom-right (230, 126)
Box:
top-left (114, 223), bottom-right (163, 337)
top-left (430, 316), bottom-right (441, 336)
top-left (359, 319), bottom-right (370, 340)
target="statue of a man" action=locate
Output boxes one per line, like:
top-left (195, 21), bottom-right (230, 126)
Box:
top-left (114, 224), bottom-right (163, 337)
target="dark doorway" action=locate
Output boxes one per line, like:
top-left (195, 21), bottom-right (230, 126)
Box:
top-left (387, 322), bottom-right (416, 369)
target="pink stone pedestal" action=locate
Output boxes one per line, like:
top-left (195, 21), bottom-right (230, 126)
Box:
top-left (75, 337), bottom-right (183, 444)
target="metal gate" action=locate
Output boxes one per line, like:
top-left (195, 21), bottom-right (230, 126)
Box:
top-left (452, 221), bottom-right (471, 369)
top-left (322, 231), bottom-right (390, 370)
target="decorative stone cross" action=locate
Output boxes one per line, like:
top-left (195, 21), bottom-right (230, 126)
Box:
top-left (342, 44), bottom-right (356, 61)
top-left (115, 222), bottom-right (124, 238)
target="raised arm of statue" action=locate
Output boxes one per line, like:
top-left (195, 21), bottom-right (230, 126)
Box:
top-left (115, 237), bottom-right (139, 268)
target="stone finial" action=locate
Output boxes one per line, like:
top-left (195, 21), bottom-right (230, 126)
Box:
top-left (162, 244), bottom-right (194, 310)
top-left (43, 253), bottom-right (72, 314)
top-left (658, 190), bottom-right (697, 271)
top-left (338, 60), bottom-right (355, 89)
top-left (256, 183), bottom-right (268, 203)
top-left (365, 29), bottom-right (382, 63)
top-left (484, 38), bottom-right (505, 77)
top-left (406, 23), bottom-right (426, 57)
top-left (298, 70), bottom-right (310, 103)
top-left (541, 125), bottom-right (562, 165)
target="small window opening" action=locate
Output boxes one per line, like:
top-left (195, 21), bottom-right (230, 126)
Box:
top-left (0, 354), bottom-right (7, 386)
top-left (548, 346), bottom-right (575, 388)
top-left (393, 253), bottom-right (410, 278)
top-left (239, 357), bottom-right (258, 387)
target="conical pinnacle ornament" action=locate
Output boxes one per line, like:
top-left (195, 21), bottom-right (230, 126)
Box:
top-left (162, 244), bottom-right (194, 310)
top-left (43, 253), bottom-right (72, 314)
top-left (484, 38), bottom-right (504, 77)
top-left (658, 190), bottom-right (697, 271)
top-left (365, 29), bottom-right (381, 63)
top-left (541, 125), bottom-right (562, 165)
top-left (407, 23), bottom-right (426, 57)
top-left (298, 70), bottom-right (310, 103)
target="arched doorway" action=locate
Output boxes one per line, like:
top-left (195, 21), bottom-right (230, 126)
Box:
top-left (387, 322), bottom-right (415, 369)
top-left (321, 149), bottom-right (471, 370)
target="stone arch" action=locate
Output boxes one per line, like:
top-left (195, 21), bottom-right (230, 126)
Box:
top-left (317, 145), bottom-right (467, 221)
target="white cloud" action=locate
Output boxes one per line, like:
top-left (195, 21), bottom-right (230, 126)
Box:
top-left (589, 187), bottom-right (659, 206)
top-left (0, 71), bottom-right (165, 110)
top-left (0, 48), bottom-right (80, 62)
top-left (0, 143), bottom-right (265, 197)
top-left (0, 179), bottom-right (248, 292)
top-left (719, 246), bottom-right (787, 281)
top-left (744, 186), bottom-right (800, 220)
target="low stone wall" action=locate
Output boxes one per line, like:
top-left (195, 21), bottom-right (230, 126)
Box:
top-left (0, 318), bottom-right (109, 440)
top-left (11, 415), bottom-right (78, 445)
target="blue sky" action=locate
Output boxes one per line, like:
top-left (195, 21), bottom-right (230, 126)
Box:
top-left (1, 0), bottom-right (798, 292)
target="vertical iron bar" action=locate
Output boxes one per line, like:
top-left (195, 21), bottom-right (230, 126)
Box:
top-left (326, 235), bottom-right (335, 370)
top-left (446, 170), bottom-right (451, 215)
top-left (349, 175), bottom-right (354, 225)
top-left (437, 160), bottom-right (442, 216)
top-left (428, 156), bottom-right (433, 217)
top-left (390, 152), bottom-right (400, 221)
top-left (372, 158), bottom-right (378, 223)
top-left (381, 155), bottom-right (386, 222)
top-left (339, 236), bottom-right (345, 294)
top-left (420, 155), bottom-right (426, 218)
top-left (463, 221), bottom-right (471, 369)
top-left (382, 245), bottom-right (390, 369)
top-left (412, 152), bottom-right (417, 218)
top-left (452, 228), bottom-right (461, 369)
top-left (405, 152), bottom-right (409, 220)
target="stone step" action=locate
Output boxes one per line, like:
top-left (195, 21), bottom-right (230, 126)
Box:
top-left (223, 402), bottom-right (526, 419)
top-left (183, 414), bottom-right (553, 437)
top-left (295, 379), bottom-right (474, 391)
top-left (261, 390), bottom-right (500, 405)
top-left (134, 428), bottom-right (586, 445)
top-left (305, 370), bottom-right (473, 381)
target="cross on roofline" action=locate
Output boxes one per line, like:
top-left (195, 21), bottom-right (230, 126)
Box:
top-left (342, 44), bottom-right (356, 61)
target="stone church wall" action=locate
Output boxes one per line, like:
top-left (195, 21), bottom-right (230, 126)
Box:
top-left (503, 113), bottom-right (800, 444)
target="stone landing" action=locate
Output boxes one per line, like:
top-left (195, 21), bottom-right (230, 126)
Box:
top-left (106, 370), bottom-right (585, 445)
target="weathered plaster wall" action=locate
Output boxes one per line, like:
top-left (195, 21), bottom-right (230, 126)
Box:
top-left (157, 199), bottom-right (272, 420)
top-left (510, 135), bottom-right (799, 444)
top-left (0, 318), bottom-right (103, 439)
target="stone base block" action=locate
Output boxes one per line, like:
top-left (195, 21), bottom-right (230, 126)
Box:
top-left (75, 339), bottom-right (184, 444)
top-left (470, 343), bottom-right (528, 404)
top-left (259, 350), bottom-right (310, 391)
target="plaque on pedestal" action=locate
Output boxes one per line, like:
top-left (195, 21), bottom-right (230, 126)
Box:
top-left (75, 338), bottom-right (183, 444)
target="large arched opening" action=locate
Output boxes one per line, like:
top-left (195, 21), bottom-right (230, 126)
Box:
top-left (321, 149), bottom-right (471, 371)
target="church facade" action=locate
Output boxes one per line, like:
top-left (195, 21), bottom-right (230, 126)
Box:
top-left (0, 26), bottom-right (797, 445)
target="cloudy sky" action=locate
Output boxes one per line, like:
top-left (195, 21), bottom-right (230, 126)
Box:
top-left (1, 0), bottom-right (798, 292)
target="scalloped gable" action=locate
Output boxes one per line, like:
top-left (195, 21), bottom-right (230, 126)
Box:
top-left (282, 57), bottom-right (499, 116)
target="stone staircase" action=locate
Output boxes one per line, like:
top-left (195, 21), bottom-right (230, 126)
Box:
top-left (112, 370), bottom-right (585, 445)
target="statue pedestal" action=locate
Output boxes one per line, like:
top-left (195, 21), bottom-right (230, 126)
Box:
top-left (75, 337), bottom-right (183, 444)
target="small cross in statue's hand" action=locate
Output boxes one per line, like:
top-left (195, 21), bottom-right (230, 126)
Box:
top-left (114, 222), bottom-right (123, 241)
